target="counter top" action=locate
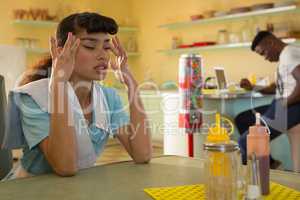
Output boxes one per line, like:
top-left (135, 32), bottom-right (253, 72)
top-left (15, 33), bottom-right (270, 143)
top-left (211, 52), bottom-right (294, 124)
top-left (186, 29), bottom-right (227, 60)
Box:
top-left (0, 156), bottom-right (299, 200)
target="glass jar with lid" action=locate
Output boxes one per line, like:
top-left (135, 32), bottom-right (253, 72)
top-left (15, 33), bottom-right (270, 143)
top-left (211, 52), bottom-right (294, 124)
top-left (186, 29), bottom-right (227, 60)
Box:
top-left (203, 114), bottom-right (241, 200)
top-left (217, 29), bottom-right (229, 44)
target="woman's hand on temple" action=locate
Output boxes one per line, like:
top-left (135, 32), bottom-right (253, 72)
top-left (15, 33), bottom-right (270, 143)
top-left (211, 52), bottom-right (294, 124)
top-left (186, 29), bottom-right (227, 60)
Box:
top-left (49, 32), bottom-right (80, 82)
top-left (109, 36), bottom-right (135, 87)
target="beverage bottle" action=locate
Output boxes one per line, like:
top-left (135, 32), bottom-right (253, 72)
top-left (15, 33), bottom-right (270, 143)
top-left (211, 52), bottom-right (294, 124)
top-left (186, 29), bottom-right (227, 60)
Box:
top-left (247, 113), bottom-right (270, 195)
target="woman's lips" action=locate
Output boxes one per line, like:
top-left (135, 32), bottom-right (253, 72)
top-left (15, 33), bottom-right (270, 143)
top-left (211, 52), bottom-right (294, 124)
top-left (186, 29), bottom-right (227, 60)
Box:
top-left (94, 64), bottom-right (108, 73)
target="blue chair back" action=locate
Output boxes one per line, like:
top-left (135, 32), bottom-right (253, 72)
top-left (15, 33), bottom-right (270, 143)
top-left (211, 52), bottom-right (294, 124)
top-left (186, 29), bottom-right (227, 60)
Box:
top-left (0, 75), bottom-right (12, 179)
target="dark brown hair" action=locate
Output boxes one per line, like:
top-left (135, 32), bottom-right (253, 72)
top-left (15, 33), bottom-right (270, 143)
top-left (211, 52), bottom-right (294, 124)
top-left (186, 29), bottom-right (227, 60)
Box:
top-left (19, 12), bottom-right (118, 86)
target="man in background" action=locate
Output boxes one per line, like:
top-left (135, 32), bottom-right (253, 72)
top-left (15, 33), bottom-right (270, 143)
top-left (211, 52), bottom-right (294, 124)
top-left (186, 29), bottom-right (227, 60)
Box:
top-left (236, 31), bottom-right (300, 169)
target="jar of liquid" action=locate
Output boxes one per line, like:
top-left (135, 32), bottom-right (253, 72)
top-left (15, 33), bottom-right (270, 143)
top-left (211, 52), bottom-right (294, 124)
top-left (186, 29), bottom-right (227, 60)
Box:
top-left (204, 141), bottom-right (240, 200)
top-left (171, 36), bottom-right (181, 49)
top-left (203, 114), bottom-right (241, 200)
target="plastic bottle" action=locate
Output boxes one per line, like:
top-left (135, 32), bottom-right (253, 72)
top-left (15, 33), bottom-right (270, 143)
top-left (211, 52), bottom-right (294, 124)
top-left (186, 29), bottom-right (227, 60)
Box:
top-left (247, 113), bottom-right (270, 195)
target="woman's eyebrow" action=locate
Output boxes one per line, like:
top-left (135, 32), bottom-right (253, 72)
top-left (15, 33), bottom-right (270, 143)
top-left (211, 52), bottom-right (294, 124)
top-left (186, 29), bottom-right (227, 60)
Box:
top-left (79, 37), bottom-right (111, 43)
top-left (79, 37), bottom-right (99, 42)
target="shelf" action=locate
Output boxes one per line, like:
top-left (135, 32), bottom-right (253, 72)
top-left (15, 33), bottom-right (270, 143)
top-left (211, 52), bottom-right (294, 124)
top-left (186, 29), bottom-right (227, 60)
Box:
top-left (158, 38), bottom-right (300, 55)
top-left (160, 5), bottom-right (300, 29)
top-left (119, 27), bottom-right (139, 32)
top-left (12, 19), bottom-right (58, 27)
top-left (127, 52), bottom-right (141, 56)
top-left (12, 20), bottom-right (138, 32)
top-left (25, 47), bottom-right (49, 54)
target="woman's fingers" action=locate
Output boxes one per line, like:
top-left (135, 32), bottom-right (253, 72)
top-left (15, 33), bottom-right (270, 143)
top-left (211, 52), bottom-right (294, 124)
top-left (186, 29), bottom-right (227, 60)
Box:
top-left (111, 38), bottom-right (120, 56)
top-left (116, 37), bottom-right (125, 52)
top-left (113, 37), bottom-right (123, 53)
top-left (114, 37), bottom-right (127, 59)
top-left (111, 37), bottom-right (128, 58)
top-left (115, 37), bottom-right (123, 51)
top-left (109, 58), bottom-right (118, 70)
top-left (49, 36), bottom-right (58, 59)
top-left (62, 32), bottom-right (74, 54)
top-left (108, 37), bottom-right (129, 72)
top-left (70, 38), bottom-right (80, 57)
top-left (112, 37), bottom-right (118, 47)
top-left (110, 43), bottom-right (119, 57)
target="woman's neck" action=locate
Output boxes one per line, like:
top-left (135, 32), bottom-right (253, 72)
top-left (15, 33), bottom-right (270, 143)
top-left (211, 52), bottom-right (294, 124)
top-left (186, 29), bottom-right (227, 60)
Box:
top-left (69, 77), bottom-right (93, 107)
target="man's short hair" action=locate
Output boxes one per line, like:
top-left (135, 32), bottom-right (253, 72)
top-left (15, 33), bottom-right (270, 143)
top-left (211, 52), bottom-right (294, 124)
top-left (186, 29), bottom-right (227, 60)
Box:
top-left (251, 31), bottom-right (273, 51)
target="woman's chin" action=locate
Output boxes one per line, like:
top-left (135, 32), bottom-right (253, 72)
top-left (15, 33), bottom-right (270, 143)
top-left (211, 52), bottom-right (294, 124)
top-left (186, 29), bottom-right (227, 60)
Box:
top-left (93, 74), bottom-right (107, 81)
top-left (89, 70), bottom-right (105, 79)
top-left (77, 71), bottom-right (107, 81)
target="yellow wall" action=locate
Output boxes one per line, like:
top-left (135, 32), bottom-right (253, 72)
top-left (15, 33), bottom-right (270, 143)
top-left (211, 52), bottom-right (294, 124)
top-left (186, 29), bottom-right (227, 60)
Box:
top-left (131, 0), bottom-right (300, 85)
top-left (1, 0), bottom-right (300, 86)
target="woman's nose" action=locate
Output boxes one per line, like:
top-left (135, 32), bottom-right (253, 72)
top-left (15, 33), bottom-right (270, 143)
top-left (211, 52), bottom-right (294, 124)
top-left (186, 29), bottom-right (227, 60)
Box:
top-left (96, 50), bottom-right (109, 60)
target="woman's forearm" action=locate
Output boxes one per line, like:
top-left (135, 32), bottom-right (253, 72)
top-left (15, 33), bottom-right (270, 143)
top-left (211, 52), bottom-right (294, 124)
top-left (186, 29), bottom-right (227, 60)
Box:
top-left (109, 37), bottom-right (152, 163)
top-left (44, 81), bottom-right (78, 175)
top-left (126, 79), bottom-right (152, 163)
top-left (40, 32), bottom-right (80, 176)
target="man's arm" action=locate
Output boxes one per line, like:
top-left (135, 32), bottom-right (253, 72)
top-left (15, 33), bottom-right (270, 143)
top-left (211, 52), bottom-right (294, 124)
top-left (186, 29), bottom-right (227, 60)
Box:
top-left (257, 82), bottom-right (276, 94)
top-left (287, 65), bottom-right (300, 106)
top-left (240, 78), bottom-right (276, 94)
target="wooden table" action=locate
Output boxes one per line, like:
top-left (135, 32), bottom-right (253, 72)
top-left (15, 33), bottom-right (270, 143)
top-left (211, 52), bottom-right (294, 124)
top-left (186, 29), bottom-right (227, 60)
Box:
top-left (0, 156), bottom-right (299, 200)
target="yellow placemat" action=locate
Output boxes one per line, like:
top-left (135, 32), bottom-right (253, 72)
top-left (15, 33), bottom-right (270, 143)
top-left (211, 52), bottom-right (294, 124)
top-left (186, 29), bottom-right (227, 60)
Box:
top-left (144, 182), bottom-right (300, 200)
top-left (145, 184), bottom-right (204, 200)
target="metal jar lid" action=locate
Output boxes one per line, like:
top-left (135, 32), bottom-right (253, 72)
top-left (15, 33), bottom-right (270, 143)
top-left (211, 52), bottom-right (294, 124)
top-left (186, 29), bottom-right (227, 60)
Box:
top-left (180, 54), bottom-right (201, 58)
top-left (203, 141), bottom-right (239, 152)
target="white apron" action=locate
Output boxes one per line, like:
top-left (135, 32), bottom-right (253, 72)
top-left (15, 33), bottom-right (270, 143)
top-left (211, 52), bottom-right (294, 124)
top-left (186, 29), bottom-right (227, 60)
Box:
top-left (2, 78), bottom-right (111, 180)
